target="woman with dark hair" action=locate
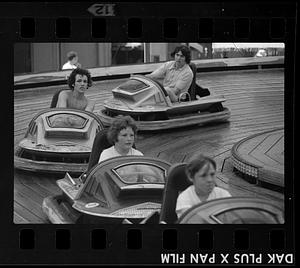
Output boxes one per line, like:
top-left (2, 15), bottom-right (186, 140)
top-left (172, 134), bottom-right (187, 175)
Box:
top-left (98, 115), bottom-right (143, 163)
top-left (146, 45), bottom-right (193, 102)
top-left (176, 153), bottom-right (231, 218)
top-left (56, 68), bottom-right (95, 112)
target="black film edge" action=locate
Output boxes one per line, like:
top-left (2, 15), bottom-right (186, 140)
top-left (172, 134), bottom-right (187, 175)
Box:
top-left (1, 1), bottom-right (295, 266)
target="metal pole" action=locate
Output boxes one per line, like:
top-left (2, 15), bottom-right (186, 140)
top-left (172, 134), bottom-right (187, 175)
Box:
top-left (143, 43), bottom-right (151, 63)
top-left (58, 43), bottom-right (61, 71)
top-left (143, 43), bottom-right (147, 63)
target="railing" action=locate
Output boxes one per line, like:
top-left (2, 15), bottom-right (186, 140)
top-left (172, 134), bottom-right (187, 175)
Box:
top-left (14, 56), bottom-right (284, 90)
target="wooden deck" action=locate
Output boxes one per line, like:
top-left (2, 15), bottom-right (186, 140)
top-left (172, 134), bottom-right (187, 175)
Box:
top-left (14, 68), bottom-right (284, 223)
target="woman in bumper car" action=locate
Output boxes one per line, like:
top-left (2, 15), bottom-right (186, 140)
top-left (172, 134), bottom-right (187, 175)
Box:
top-left (176, 154), bottom-right (231, 218)
top-left (56, 68), bottom-right (95, 112)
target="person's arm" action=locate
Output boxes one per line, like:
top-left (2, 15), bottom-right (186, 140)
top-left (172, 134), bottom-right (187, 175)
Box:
top-left (134, 149), bottom-right (143, 156)
top-left (214, 187), bottom-right (232, 198)
top-left (164, 87), bottom-right (179, 102)
top-left (164, 71), bottom-right (193, 102)
top-left (174, 71), bottom-right (193, 95)
top-left (146, 62), bottom-right (168, 80)
top-left (85, 99), bottom-right (95, 112)
top-left (221, 189), bottom-right (232, 197)
top-left (56, 91), bottom-right (68, 108)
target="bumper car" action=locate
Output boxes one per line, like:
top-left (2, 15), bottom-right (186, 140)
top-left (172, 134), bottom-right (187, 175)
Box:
top-left (42, 156), bottom-right (171, 224)
top-left (158, 163), bottom-right (284, 224)
top-left (14, 108), bottom-right (104, 175)
top-left (97, 74), bottom-right (231, 131)
top-left (177, 197), bottom-right (284, 224)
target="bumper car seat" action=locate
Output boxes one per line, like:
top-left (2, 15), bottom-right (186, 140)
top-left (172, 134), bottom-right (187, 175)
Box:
top-left (87, 129), bottom-right (111, 172)
top-left (188, 62), bottom-right (197, 100)
top-left (50, 89), bottom-right (65, 108)
top-left (159, 163), bottom-right (192, 223)
top-left (188, 62), bottom-right (211, 100)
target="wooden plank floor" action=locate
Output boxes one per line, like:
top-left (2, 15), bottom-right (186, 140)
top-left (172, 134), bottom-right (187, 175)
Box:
top-left (14, 68), bottom-right (284, 223)
top-left (232, 128), bottom-right (284, 187)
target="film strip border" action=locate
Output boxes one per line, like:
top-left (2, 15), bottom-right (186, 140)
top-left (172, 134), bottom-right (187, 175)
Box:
top-left (1, 1), bottom-right (296, 265)
top-left (12, 227), bottom-right (294, 265)
top-left (18, 228), bottom-right (286, 250)
top-left (8, 17), bottom-right (293, 41)
top-left (0, 2), bottom-right (296, 41)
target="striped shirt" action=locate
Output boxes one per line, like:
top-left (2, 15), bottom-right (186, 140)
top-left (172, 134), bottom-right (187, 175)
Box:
top-left (149, 61), bottom-right (193, 94)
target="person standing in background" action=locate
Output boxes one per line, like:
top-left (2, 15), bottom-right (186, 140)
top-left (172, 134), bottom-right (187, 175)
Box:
top-left (62, 51), bottom-right (82, 70)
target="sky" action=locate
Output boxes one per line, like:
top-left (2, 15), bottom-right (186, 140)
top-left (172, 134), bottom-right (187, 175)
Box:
top-left (212, 43), bottom-right (285, 48)
top-left (125, 43), bottom-right (285, 49)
